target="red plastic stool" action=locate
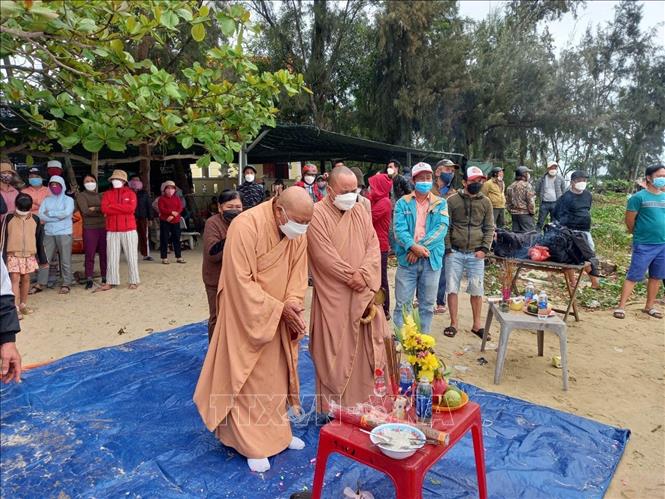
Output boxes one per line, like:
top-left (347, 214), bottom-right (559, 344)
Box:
top-left (311, 402), bottom-right (487, 499)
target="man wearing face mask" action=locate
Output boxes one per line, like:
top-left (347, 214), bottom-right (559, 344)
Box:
top-left (385, 159), bottom-right (412, 204)
top-left (307, 166), bottom-right (390, 413)
top-left (202, 190), bottom-right (243, 341)
top-left (536, 161), bottom-right (566, 231)
top-left (0, 162), bottom-right (19, 220)
top-left (553, 170), bottom-right (601, 289)
top-left (195, 187), bottom-right (313, 474)
top-left (37, 176), bottom-right (75, 294)
top-left (22, 167), bottom-right (50, 215)
top-left (506, 166), bottom-right (536, 233)
top-left (614, 164), bottom-right (665, 320)
top-left (444, 167), bottom-right (494, 340)
top-left (295, 163), bottom-right (319, 203)
top-left (481, 166), bottom-right (506, 228)
top-left (99, 170), bottom-right (140, 291)
top-left (237, 165), bottom-right (265, 209)
top-left (392, 162), bottom-right (449, 334)
top-left (129, 175), bottom-right (153, 261)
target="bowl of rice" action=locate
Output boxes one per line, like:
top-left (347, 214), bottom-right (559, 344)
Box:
top-left (369, 423), bottom-right (426, 459)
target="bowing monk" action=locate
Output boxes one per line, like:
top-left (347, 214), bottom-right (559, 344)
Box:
top-left (308, 166), bottom-right (390, 413)
top-left (194, 187), bottom-right (314, 473)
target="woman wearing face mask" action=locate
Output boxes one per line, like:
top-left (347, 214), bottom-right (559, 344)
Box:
top-left (37, 175), bottom-right (75, 294)
top-left (99, 170), bottom-right (140, 291)
top-left (0, 162), bottom-right (19, 221)
top-left (157, 180), bottom-right (185, 265)
top-left (202, 190), bottom-right (242, 342)
top-left (76, 175), bottom-right (107, 290)
top-left (0, 193), bottom-right (48, 319)
top-left (237, 166), bottom-right (265, 209)
top-left (295, 163), bottom-right (319, 203)
top-left (21, 167), bottom-right (50, 215)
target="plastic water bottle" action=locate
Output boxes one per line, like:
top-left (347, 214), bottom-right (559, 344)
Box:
top-left (399, 361), bottom-right (414, 397)
top-left (415, 377), bottom-right (433, 423)
top-left (537, 290), bottom-right (549, 320)
top-left (525, 281), bottom-right (536, 303)
top-left (373, 368), bottom-right (387, 398)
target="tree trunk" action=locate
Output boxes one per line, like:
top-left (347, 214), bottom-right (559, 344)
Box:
top-left (309, 0), bottom-right (328, 127)
top-left (63, 152), bottom-right (78, 192)
top-left (90, 152), bottom-right (98, 178)
top-left (139, 143), bottom-right (151, 193)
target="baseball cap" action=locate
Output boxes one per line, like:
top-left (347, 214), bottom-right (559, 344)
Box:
top-left (570, 170), bottom-right (588, 181)
top-left (547, 161), bottom-right (558, 170)
top-left (464, 166), bottom-right (486, 181)
top-left (28, 167), bottom-right (41, 175)
top-left (411, 162), bottom-right (432, 178)
top-left (47, 160), bottom-right (62, 169)
top-left (435, 159), bottom-right (459, 169)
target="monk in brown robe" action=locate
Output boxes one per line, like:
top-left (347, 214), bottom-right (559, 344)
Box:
top-left (308, 166), bottom-right (390, 413)
top-left (194, 187), bottom-right (314, 473)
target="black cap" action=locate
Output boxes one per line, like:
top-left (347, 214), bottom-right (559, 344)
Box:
top-left (490, 166), bottom-right (503, 176)
top-left (243, 165), bottom-right (257, 174)
top-left (570, 170), bottom-right (588, 181)
top-left (28, 167), bottom-right (41, 174)
top-left (515, 166), bottom-right (532, 177)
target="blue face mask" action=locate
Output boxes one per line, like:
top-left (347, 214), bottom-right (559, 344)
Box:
top-left (653, 177), bottom-right (665, 189)
top-left (440, 172), bottom-right (454, 185)
top-left (29, 177), bottom-right (42, 187)
top-left (415, 181), bottom-right (432, 194)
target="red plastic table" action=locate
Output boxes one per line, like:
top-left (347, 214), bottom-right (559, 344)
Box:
top-left (311, 401), bottom-right (487, 499)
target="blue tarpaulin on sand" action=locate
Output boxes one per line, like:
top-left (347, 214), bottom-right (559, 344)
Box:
top-left (1, 322), bottom-right (629, 498)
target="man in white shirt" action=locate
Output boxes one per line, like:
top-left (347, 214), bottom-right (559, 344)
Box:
top-left (536, 161), bottom-right (565, 230)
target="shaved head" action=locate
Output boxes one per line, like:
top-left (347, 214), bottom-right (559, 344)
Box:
top-left (275, 186), bottom-right (314, 224)
top-left (328, 165), bottom-right (357, 194)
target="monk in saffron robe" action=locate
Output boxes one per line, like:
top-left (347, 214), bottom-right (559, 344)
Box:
top-left (194, 187), bottom-right (314, 473)
top-left (308, 166), bottom-right (390, 413)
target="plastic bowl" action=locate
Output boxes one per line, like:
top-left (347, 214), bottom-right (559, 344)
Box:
top-left (369, 423), bottom-right (426, 460)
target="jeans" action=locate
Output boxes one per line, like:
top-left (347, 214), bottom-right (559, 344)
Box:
top-left (393, 259), bottom-right (440, 333)
top-left (380, 251), bottom-right (390, 317)
top-left (436, 256), bottom-right (446, 306)
top-left (160, 220), bottom-right (182, 259)
top-left (537, 201), bottom-right (557, 229)
top-left (38, 234), bottom-right (73, 286)
top-left (83, 227), bottom-right (107, 279)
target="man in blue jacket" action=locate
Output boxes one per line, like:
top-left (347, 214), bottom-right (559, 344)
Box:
top-left (392, 162), bottom-right (449, 333)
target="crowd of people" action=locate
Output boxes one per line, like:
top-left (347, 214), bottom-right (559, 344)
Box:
top-left (1, 155), bottom-right (663, 479)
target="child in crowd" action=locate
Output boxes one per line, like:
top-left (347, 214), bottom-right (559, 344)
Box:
top-left (0, 193), bottom-right (47, 319)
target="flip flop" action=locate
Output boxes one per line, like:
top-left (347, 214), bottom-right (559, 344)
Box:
top-left (642, 308), bottom-right (663, 319)
top-left (434, 304), bottom-right (447, 314)
top-left (443, 326), bottom-right (457, 338)
top-left (613, 309), bottom-right (626, 319)
top-left (58, 286), bottom-right (70, 295)
top-left (472, 328), bottom-right (490, 341)
top-left (28, 285), bottom-right (43, 295)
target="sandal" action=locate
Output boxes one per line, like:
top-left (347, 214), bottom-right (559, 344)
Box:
top-left (443, 326), bottom-right (457, 338)
top-left (59, 286), bottom-right (70, 295)
top-left (19, 304), bottom-right (34, 315)
top-left (434, 304), bottom-right (447, 314)
top-left (128, 284), bottom-right (138, 290)
top-left (472, 328), bottom-right (490, 341)
top-left (176, 258), bottom-right (187, 264)
top-left (28, 284), bottom-right (44, 295)
top-left (642, 308), bottom-right (663, 319)
top-left (93, 284), bottom-right (112, 293)
top-left (613, 309), bottom-right (626, 319)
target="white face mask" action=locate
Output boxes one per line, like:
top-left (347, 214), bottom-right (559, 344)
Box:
top-left (574, 181), bottom-right (587, 192)
top-left (333, 191), bottom-right (358, 211)
top-left (244, 174), bottom-right (255, 183)
top-left (111, 180), bottom-right (124, 189)
top-left (15, 209), bottom-right (30, 216)
top-left (304, 175), bottom-right (316, 185)
top-left (84, 182), bottom-right (97, 192)
top-left (278, 207), bottom-right (308, 239)
top-left (386, 167), bottom-right (395, 176)
top-left (548, 170), bottom-right (557, 176)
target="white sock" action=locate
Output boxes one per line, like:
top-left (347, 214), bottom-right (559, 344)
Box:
top-left (288, 436), bottom-right (305, 450)
top-left (247, 457), bottom-right (270, 473)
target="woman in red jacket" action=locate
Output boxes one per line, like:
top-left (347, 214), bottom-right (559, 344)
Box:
top-left (368, 172), bottom-right (393, 320)
top-left (158, 180), bottom-right (185, 264)
top-left (99, 170), bottom-right (139, 291)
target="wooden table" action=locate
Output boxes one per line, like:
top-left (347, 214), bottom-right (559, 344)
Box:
top-left (491, 256), bottom-right (589, 322)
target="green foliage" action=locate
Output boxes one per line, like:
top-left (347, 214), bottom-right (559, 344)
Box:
top-left (0, 0), bottom-right (306, 167)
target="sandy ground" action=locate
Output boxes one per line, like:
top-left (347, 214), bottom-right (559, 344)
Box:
top-left (12, 248), bottom-right (665, 498)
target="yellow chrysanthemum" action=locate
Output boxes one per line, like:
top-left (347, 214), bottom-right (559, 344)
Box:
top-left (420, 334), bottom-right (436, 349)
top-left (419, 369), bottom-right (435, 382)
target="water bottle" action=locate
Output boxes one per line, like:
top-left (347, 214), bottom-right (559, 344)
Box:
top-left (525, 281), bottom-right (536, 303)
top-left (537, 290), bottom-right (549, 320)
top-left (373, 368), bottom-right (387, 398)
top-left (399, 361), bottom-right (414, 397)
top-left (415, 377), bottom-right (433, 423)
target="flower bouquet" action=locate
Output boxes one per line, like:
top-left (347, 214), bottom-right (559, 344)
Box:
top-left (394, 307), bottom-right (445, 384)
